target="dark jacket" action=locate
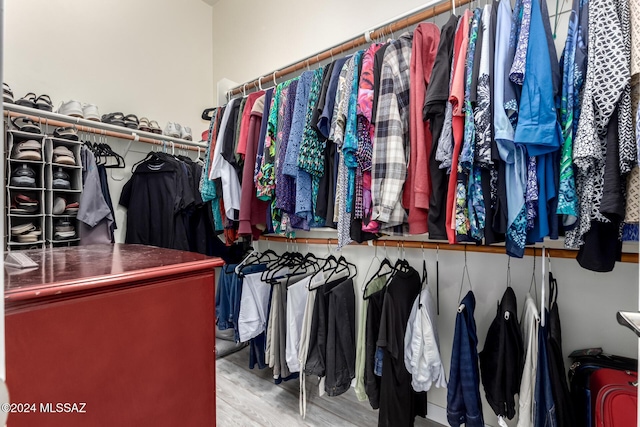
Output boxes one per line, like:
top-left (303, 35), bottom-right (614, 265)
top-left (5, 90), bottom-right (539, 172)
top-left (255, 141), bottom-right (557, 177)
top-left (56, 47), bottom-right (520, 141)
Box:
top-left (479, 286), bottom-right (524, 419)
top-left (447, 291), bottom-right (484, 427)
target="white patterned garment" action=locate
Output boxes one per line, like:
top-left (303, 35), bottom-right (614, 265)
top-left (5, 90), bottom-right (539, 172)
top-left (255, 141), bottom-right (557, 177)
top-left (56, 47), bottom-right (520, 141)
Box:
top-left (567, 0), bottom-right (633, 248)
top-left (632, 0), bottom-right (640, 77)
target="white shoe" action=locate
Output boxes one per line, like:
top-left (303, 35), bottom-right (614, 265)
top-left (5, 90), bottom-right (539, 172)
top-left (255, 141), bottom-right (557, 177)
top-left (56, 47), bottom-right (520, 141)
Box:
top-left (57, 100), bottom-right (83, 118)
top-left (180, 125), bottom-right (192, 141)
top-left (83, 104), bottom-right (100, 121)
top-left (163, 122), bottom-right (180, 138)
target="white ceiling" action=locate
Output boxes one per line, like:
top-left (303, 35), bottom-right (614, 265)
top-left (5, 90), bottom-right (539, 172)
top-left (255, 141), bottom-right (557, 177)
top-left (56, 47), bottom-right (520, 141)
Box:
top-left (201, 0), bottom-right (220, 5)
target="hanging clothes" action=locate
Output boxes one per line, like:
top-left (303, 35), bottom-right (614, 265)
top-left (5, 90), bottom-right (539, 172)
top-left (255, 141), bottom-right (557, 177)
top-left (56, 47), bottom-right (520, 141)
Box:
top-left (479, 286), bottom-right (523, 425)
top-left (447, 291), bottom-right (484, 427)
top-left (517, 294), bottom-right (539, 427)
top-left (355, 276), bottom-right (387, 401)
top-left (404, 286), bottom-right (447, 392)
top-left (365, 282), bottom-right (387, 409)
top-left (377, 265), bottom-right (427, 427)
top-left (371, 32), bottom-right (413, 231)
top-left (425, 14), bottom-right (460, 240)
top-left (407, 23), bottom-right (440, 235)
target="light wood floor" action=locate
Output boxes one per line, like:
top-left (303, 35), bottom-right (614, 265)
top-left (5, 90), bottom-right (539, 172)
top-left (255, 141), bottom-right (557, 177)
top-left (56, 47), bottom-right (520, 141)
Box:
top-left (216, 347), bottom-right (444, 426)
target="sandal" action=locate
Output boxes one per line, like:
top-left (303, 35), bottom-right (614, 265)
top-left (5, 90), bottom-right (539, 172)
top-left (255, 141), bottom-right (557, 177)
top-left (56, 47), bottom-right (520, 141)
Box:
top-left (11, 139), bottom-right (42, 161)
top-left (138, 117), bottom-right (151, 132)
top-left (10, 116), bottom-right (41, 133)
top-left (149, 120), bottom-right (162, 134)
top-left (102, 112), bottom-right (125, 127)
top-left (35, 94), bottom-right (53, 111)
top-left (53, 126), bottom-right (79, 141)
top-left (53, 145), bottom-right (76, 165)
top-left (3, 83), bottom-right (14, 103)
top-left (124, 114), bottom-right (139, 129)
top-left (15, 92), bottom-right (37, 108)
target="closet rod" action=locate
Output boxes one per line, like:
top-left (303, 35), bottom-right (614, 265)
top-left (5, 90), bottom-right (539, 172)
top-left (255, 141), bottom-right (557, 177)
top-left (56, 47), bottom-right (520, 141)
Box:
top-left (4, 103), bottom-right (208, 152)
top-left (227, 0), bottom-right (471, 97)
top-left (259, 236), bottom-right (640, 264)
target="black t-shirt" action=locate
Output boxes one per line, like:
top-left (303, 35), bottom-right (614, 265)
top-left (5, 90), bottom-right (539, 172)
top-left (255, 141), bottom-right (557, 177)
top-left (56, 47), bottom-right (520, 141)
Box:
top-left (377, 267), bottom-right (427, 427)
top-left (119, 157), bottom-right (194, 250)
top-left (371, 43), bottom-right (390, 125)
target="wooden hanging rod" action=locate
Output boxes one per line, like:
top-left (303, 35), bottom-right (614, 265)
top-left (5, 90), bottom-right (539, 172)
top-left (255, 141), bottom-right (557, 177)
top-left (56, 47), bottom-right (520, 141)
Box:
top-left (259, 236), bottom-right (640, 264)
top-left (3, 105), bottom-right (207, 153)
top-left (228, 0), bottom-right (471, 97)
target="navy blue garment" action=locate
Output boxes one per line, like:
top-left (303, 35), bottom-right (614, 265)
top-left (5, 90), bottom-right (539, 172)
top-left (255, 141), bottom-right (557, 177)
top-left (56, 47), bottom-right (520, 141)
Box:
top-left (249, 332), bottom-right (267, 370)
top-left (447, 291), bottom-right (484, 427)
top-left (215, 263), bottom-right (267, 342)
top-left (534, 320), bottom-right (557, 427)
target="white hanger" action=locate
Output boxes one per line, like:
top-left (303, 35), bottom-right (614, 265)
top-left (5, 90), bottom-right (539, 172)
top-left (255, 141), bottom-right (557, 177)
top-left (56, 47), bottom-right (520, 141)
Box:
top-left (258, 76), bottom-right (263, 91)
top-left (541, 246), bottom-right (547, 327)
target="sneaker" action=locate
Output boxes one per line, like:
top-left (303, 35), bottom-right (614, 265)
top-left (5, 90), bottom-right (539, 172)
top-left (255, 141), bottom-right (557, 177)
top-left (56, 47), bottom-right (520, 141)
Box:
top-left (11, 193), bottom-right (39, 214)
top-left (53, 145), bottom-right (76, 165)
top-left (11, 140), bottom-right (42, 161)
top-left (10, 165), bottom-right (37, 187)
top-left (15, 92), bottom-right (37, 108)
top-left (83, 104), bottom-right (100, 121)
top-left (3, 83), bottom-right (14, 103)
top-left (52, 168), bottom-right (71, 190)
top-left (55, 219), bottom-right (75, 233)
top-left (35, 95), bottom-right (53, 111)
top-left (180, 125), bottom-right (192, 141)
top-left (57, 100), bottom-right (83, 118)
top-left (163, 122), bottom-right (180, 138)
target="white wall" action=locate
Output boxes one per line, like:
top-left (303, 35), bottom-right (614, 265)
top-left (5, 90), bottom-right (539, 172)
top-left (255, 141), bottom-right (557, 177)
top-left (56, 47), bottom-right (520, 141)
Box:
top-left (257, 239), bottom-right (639, 427)
top-left (4, 0), bottom-right (214, 136)
top-left (4, 0), bottom-right (215, 243)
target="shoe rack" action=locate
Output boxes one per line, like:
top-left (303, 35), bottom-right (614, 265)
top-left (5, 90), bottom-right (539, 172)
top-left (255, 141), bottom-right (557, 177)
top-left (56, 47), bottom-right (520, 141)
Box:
top-left (5, 121), bottom-right (83, 250)
top-left (45, 137), bottom-right (82, 246)
top-left (6, 128), bottom-right (46, 249)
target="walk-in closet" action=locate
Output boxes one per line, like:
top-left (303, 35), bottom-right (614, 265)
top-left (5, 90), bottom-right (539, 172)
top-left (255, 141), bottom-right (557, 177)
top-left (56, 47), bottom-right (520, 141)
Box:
top-left (0, 0), bottom-right (638, 426)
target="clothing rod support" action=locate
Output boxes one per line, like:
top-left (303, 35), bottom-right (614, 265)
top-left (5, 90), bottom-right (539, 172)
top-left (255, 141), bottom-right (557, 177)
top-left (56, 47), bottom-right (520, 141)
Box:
top-left (227, 0), bottom-right (471, 97)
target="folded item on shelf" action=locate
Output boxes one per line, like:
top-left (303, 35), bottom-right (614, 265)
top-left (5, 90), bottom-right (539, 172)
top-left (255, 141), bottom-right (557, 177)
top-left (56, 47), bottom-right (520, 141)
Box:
top-left (10, 116), bottom-right (41, 133)
top-left (53, 126), bottom-right (79, 141)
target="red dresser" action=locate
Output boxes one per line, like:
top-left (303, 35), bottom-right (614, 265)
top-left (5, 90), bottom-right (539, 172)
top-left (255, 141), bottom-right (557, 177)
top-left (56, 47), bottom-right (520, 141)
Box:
top-left (4, 244), bottom-right (222, 427)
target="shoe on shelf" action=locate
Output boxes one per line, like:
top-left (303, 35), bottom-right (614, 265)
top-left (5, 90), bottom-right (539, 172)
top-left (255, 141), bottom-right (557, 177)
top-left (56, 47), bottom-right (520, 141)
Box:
top-left (53, 126), bottom-right (79, 141)
top-left (83, 104), bottom-right (100, 121)
top-left (64, 201), bottom-right (79, 215)
top-left (55, 219), bottom-right (75, 233)
top-left (138, 117), bottom-right (151, 132)
top-left (35, 94), bottom-right (53, 111)
top-left (15, 92), bottom-right (37, 108)
top-left (11, 193), bottom-right (39, 214)
top-left (164, 122), bottom-right (180, 138)
top-left (11, 139), bottom-right (42, 161)
top-left (3, 83), bottom-right (14, 103)
top-left (10, 116), bottom-right (41, 133)
top-left (124, 114), bottom-right (139, 129)
top-left (180, 126), bottom-right (193, 141)
top-left (10, 164), bottom-right (37, 188)
top-left (149, 120), bottom-right (162, 134)
top-left (10, 222), bottom-right (36, 236)
top-left (57, 100), bottom-right (84, 118)
top-left (102, 112), bottom-right (125, 127)
top-left (53, 196), bottom-right (66, 215)
top-left (52, 168), bottom-right (71, 190)
top-left (53, 145), bottom-right (76, 165)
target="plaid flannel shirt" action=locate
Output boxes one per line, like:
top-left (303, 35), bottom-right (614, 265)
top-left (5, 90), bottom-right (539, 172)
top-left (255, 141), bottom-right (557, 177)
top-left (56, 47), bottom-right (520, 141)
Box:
top-left (371, 34), bottom-right (413, 228)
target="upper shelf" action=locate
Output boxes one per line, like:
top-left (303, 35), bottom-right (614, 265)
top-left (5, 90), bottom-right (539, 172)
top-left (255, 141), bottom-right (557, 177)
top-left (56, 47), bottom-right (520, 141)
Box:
top-left (3, 103), bottom-right (208, 152)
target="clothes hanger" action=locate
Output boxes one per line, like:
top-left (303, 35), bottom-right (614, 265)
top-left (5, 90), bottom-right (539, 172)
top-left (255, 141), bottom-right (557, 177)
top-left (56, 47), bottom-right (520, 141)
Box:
top-left (457, 245), bottom-right (473, 311)
top-left (419, 242), bottom-right (428, 309)
top-left (541, 246), bottom-right (548, 327)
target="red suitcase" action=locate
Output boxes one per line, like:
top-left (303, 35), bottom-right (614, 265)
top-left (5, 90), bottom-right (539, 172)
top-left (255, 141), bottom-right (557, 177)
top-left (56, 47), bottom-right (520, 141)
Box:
top-left (591, 368), bottom-right (637, 427)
